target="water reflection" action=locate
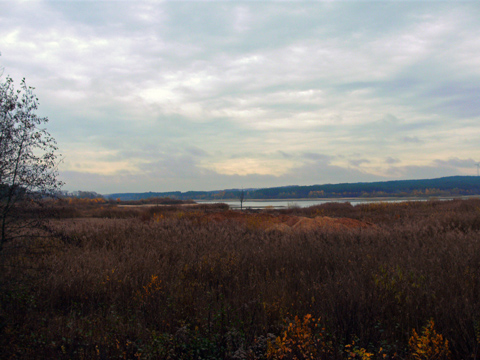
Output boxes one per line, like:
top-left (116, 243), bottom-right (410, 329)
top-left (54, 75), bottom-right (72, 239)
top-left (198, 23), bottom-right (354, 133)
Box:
top-left (195, 198), bottom-right (436, 209)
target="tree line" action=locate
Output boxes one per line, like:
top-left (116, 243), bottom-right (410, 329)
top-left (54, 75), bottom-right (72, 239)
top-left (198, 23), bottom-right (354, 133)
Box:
top-left (106, 175), bottom-right (480, 201)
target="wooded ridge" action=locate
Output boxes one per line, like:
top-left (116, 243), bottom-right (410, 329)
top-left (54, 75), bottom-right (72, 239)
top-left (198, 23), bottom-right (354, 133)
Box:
top-left (105, 175), bottom-right (480, 201)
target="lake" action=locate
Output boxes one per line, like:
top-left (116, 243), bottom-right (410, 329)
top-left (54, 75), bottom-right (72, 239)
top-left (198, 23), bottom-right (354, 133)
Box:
top-left (195, 196), bottom-right (475, 209)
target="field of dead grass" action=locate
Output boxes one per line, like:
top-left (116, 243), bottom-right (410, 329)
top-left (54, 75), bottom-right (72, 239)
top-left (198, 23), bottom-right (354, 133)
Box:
top-left (1, 198), bottom-right (480, 359)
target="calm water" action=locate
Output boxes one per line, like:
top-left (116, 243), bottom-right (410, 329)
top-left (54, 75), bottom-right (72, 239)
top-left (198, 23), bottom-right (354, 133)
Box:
top-left (196, 197), bottom-right (437, 209)
top-left (196, 196), bottom-right (480, 209)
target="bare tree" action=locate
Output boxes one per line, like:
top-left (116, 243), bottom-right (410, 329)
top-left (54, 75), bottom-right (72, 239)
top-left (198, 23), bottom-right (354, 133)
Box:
top-left (239, 188), bottom-right (245, 211)
top-left (0, 76), bottom-right (62, 251)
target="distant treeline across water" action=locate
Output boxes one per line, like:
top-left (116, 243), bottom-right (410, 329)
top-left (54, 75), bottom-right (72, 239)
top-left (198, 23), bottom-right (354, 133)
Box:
top-left (106, 175), bottom-right (480, 202)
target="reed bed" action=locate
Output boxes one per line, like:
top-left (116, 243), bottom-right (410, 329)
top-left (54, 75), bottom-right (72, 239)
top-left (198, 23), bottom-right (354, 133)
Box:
top-left (1, 199), bottom-right (480, 359)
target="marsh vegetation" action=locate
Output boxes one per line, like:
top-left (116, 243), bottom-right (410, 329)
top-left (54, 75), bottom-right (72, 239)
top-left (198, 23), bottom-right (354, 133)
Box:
top-left (1, 198), bottom-right (479, 359)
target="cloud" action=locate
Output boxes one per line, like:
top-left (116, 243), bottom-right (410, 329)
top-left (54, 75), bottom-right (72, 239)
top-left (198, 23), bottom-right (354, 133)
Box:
top-left (302, 153), bottom-right (333, 162)
top-left (2, 1), bottom-right (480, 192)
top-left (385, 157), bottom-right (400, 165)
top-left (207, 157), bottom-right (295, 177)
top-left (186, 146), bottom-right (209, 157)
top-left (278, 150), bottom-right (292, 159)
top-left (349, 159), bottom-right (370, 167)
top-left (59, 152), bottom-right (480, 195)
top-left (401, 136), bottom-right (423, 144)
top-left (383, 157), bottom-right (478, 180)
top-left (434, 158), bottom-right (477, 169)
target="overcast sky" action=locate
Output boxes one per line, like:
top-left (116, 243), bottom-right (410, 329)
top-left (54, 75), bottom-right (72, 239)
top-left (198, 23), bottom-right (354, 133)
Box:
top-left (1, 1), bottom-right (480, 194)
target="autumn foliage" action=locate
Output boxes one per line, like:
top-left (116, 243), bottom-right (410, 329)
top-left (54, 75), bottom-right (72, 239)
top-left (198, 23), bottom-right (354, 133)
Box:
top-left (1, 198), bottom-right (480, 359)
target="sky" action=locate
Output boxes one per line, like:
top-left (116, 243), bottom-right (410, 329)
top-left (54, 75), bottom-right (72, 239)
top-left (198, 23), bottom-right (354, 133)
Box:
top-left (1, 0), bottom-right (480, 194)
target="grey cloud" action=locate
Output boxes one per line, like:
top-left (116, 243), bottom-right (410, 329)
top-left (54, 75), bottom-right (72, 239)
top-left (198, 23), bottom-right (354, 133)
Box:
top-left (302, 153), bottom-right (333, 163)
top-left (384, 161), bottom-right (471, 181)
top-left (60, 171), bottom-right (112, 193)
top-left (278, 151), bottom-right (292, 159)
top-left (285, 159), bottom-right (380, 186)
top-left (385, 157), bottom-right (400, 165)
top-left (380, 114), bottom-right (400, 126)
top-left (186, 146), bottom-right (209, 157)
top-left (60, 152), bottom-right (477, 194)
top-left (383, 165), bottom-right (455, 180)
top-left (3, 1), bottom-right (480, 193)
top-left (384, 157), bottom-right (479, 180)
top-left (371, 76), bottom-right (480, 121)
top-left (426, 81), bottom-right (480, 119)
top-left (229, 152), bottom-right (254, 159)
top-left (401, 136), bottom-right (423, 144)
top-left (349, 114), bottom-right (433, 149)
top-left (434, 158), bottom-right (477, 168)
top-left (61, 156), bottom-right (380, 194)
top-left (349, 159), bottom-right (370, 167)
top-left (374, 114), bottom-right (432, 133)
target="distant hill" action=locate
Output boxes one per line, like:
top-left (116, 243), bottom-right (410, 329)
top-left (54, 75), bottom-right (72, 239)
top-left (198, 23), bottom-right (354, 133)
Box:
top-left (105, 176), bottom-right (480, 201)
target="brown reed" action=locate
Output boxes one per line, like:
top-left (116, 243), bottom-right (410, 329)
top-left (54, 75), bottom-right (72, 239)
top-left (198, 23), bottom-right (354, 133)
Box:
top-left (1, 199), bottom-right (480, 359)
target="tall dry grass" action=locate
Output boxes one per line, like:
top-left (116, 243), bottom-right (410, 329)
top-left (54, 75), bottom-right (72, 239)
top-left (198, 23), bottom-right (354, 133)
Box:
top-left (1, 199), bottom-right (480, 359)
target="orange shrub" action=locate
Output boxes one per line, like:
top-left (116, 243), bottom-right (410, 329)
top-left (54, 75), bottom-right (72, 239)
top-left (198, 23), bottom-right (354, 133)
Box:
top-left (409, 320), bottom-right (451, 360)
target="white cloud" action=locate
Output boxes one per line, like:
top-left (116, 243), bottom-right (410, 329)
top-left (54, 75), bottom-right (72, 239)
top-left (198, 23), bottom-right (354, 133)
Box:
top-left (1, 1), bottom-right (479, 193)
top-left (208, 158), bottom-right (295, 176)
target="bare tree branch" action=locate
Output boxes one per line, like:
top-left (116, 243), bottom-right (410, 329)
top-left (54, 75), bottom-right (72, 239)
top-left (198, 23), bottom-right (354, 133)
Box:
top-left (0, 76), bottom-right (63, 250)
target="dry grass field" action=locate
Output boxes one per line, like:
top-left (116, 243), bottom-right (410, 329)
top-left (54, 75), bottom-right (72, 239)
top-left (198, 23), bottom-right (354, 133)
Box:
top-left (1, 198), bottom-right (480, 359)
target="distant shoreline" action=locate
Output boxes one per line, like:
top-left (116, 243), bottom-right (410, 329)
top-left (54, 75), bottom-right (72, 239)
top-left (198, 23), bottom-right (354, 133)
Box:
top-left (196, 195), bottom-right (480, 203)
top-left (117, 195), bottom-right (480, 209)
top-left (105, 176), bottom-right (480, 202)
